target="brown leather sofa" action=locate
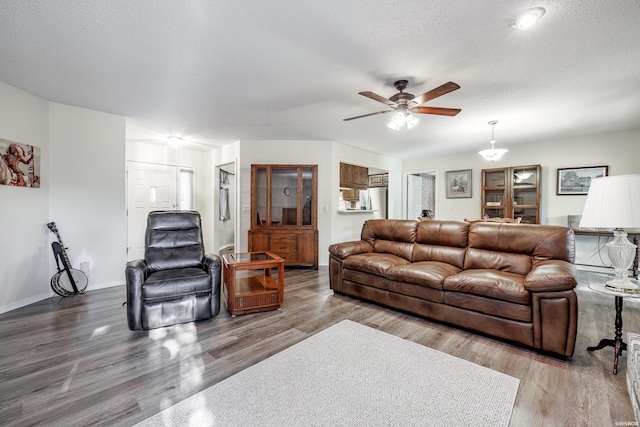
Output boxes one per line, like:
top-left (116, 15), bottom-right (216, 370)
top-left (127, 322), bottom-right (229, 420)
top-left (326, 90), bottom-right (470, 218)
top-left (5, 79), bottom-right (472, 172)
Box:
top-left (328, 219), bottom-right (578, 357)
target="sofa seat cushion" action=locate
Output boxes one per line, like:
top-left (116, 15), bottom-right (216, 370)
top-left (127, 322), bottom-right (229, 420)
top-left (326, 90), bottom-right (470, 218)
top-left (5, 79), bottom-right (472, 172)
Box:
top-left (443, 292), bottom-right (532, 322)
top-left (343, 253), bottom-right (410, 277)
top-left (387, 280), bottom-right (444, 303)
top-left (387, 261), bottom-right (461, 290)
top-left (343, 269), bottom-right (389, 290)
top-left (443, 269), bottom-right (530, 305)
top-left (143, 268), bottom-right (211, 300)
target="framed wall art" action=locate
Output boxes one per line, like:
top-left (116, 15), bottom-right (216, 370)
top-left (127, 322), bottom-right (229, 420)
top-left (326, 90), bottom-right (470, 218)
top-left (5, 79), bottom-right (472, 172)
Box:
top-left (0, 138), bottom-right (41, 188)
top-left (445, 169), bottom-right (472, 199)
top-left (557, 166), bottom-right (608, 195)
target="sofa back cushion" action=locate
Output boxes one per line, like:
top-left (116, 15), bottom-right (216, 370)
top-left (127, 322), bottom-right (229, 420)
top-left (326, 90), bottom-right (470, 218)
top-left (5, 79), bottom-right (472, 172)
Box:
top-left (413, 220), bottom-right (469, 268)
top-left (361, 219), bottom-right (417, 261)
top-left (465, 222), bottom-right (575, 275)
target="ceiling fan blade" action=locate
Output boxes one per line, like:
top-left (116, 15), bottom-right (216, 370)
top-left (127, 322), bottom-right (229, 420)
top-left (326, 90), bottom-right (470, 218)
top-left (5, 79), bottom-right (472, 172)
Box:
top-left (410, 106), bottom-right (461, 116)
top-left (343, 110), bottom-right (394, 121)
top-left (358, 91), bottom-right (398, 108)
top-left (411, 82), bottom-right (460, 106)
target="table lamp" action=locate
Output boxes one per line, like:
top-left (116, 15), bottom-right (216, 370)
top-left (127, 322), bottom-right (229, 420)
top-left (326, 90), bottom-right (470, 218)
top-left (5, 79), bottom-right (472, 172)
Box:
top-left (579, 174), bottom-right (640, 292)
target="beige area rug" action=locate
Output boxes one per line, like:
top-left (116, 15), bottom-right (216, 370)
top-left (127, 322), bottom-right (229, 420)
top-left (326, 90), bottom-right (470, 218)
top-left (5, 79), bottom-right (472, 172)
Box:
top-left (136, 319), bottom-right (519, 427)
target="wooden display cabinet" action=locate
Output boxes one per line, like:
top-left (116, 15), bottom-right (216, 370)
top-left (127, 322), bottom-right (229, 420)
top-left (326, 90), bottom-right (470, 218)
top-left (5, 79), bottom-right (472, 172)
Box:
top-left (249, 164), bottom-right (318, 268)
top-left (481, 164), bottom-right (541, 224)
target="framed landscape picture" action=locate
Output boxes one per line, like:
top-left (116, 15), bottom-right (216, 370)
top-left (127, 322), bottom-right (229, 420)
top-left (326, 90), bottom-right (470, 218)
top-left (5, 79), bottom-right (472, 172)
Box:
top-left (557, 166), bottom-right (608, 195)
top-left (445, 169), bottom-right (472, 199)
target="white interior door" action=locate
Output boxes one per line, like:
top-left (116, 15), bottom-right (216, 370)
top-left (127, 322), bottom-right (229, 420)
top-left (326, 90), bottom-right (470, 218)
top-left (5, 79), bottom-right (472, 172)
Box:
top-left (127, 161), bottom-right (177, 261)
top-left (407, 174), bottom-right (423, 220)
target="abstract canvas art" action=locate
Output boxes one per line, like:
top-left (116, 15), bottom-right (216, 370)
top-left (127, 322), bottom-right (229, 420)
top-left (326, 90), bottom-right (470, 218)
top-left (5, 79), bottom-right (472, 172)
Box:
top-left (0, 138), bottom-right (41, 188)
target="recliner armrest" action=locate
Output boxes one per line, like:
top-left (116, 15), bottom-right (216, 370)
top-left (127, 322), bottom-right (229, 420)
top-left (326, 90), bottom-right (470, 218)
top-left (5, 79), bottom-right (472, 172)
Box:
top-left (125, 259), bottom-right (149, 330)
top-left (203, 253), bottom-right (222, 316)
top-left (524, 260), bottom-right (577, 292)
top-left (328, 241), bottom-right (373, 259)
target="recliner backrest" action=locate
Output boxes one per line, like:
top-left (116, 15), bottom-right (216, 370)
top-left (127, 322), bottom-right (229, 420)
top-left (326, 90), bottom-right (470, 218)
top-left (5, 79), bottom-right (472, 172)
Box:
top-left (145, 211), bottom-right (205, 272)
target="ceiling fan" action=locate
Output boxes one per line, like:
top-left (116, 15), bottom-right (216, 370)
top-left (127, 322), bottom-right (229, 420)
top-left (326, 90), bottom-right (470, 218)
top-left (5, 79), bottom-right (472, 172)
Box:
top-left (343, 80), bottom-right (461, 124)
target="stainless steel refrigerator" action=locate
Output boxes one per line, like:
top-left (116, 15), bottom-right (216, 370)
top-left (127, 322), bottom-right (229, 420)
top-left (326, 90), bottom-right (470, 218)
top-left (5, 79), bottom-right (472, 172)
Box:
top-left (368, 187), bottom-right (388, 219)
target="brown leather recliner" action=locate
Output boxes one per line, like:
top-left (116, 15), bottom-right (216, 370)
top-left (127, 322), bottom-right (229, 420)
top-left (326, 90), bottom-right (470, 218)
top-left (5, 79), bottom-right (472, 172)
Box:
top-left (126, 211), bottom-right (221, 330)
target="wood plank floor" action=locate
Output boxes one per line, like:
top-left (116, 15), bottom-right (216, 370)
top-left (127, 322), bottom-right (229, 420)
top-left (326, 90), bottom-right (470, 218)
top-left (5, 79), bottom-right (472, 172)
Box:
top-left (0, 268), bottom-right (638, 426)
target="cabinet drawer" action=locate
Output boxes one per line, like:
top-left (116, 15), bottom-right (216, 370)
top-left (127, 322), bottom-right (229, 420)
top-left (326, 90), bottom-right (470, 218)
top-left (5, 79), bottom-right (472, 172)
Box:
top-left (270, 234), bottom-right (296, 246)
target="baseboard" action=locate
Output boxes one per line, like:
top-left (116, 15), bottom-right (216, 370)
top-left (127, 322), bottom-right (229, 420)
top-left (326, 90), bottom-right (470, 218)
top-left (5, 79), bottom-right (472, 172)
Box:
top-left (87, 281), bottom-right (123, 291)
top-left (0, 292), bottom-right (51, 315)
top-left (0, 281), bottom-right (124, 315)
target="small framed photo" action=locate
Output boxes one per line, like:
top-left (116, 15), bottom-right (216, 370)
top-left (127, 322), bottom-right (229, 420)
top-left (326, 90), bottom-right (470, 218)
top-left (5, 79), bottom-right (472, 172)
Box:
top-left (557, 166), bottom-right (608, 195)
top-left (445, 169), bottom-right (472, 199)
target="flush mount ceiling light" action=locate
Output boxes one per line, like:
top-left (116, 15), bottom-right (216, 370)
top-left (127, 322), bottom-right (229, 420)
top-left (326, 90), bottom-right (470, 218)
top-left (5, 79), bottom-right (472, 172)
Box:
top-left (479, 120), bottom-right (508, 161)
top-left (167, 136), bottom-right (183, 148)
top-left (513, 7), bottom-right (546, 30)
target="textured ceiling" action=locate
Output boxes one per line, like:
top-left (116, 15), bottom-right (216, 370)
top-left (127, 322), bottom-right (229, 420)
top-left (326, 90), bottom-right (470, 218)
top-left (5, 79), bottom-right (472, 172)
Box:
top-left (1, 1), bottom-right (639, 158)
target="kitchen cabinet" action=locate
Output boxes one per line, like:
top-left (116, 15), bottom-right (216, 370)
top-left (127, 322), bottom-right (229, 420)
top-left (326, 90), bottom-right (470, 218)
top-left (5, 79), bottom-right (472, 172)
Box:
top-left (481, 164), bottom-right (541, 224)
top-left (368, 173), bottom-right (388, 187)
top-left (249, 164), bottom-right (318, 268)
top-left (340, 162), bottom-right (368, 190)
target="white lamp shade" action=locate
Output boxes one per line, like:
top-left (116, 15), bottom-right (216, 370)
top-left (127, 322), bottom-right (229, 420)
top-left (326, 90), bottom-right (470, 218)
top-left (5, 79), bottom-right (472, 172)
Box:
top-left (579, 174), bottom-right (640, 228)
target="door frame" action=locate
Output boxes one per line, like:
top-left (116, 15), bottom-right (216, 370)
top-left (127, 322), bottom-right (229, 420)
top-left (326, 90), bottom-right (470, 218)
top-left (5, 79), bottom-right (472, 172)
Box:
top-left (402, 168), bottom-right (439, 220)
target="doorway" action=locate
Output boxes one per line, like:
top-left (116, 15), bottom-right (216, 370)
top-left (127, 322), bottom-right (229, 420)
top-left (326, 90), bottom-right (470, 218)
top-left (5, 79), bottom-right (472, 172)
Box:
top-left (215, 162), bottom-right (236, 256)
top-left (405, 170), bottom-right (437, 220)
top-left (126, 161), bottom-right (194, 261)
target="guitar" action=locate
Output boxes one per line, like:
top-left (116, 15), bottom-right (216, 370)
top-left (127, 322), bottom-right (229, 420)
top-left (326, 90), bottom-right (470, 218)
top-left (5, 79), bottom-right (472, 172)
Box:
top-left (47, 222), bottom-right (88, 297)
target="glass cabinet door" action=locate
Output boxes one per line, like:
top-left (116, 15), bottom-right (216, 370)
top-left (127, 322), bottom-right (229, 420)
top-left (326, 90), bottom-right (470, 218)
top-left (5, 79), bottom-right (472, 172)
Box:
top-left (302, 167), bottom-right (313, 226)
top-left (251, 164), bottom-right (317, 229)
top-left (256, 167), bottom-right (267, 226)
top-left (482, 169), bottom-right (507, 218)
top-left (271, 168), bottom-right (298, 225)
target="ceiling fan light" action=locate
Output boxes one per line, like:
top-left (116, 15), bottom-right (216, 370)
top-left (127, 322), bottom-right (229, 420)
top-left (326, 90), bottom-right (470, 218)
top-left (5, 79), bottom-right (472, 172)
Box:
top-left (513, 7), bottom-right (545, 30)
top-left (387, 112), bottom-right (405, 130)
top-left (406, 114), bottom-right (419, 129)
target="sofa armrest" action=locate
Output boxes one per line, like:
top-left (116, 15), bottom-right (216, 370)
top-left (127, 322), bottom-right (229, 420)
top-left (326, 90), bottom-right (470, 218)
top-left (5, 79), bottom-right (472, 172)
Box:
top-left (524, 260), bottom-right (577, 292)
top-left (203, 253), bottom-right (222, 316)
top-left (328, 240), bottom-right (373, 259)
top-left (125, 259), bottom-right (149, 331)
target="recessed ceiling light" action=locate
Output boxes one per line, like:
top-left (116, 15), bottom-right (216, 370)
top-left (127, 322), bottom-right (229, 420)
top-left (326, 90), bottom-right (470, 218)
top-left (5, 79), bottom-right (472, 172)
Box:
top-left (513, 7), bottom-right (546, 30)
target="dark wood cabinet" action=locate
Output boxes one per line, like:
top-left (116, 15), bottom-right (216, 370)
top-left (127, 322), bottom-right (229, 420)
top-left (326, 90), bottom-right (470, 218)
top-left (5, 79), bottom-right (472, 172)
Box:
top-left (249, 164), bottom-right (318, 268)
top-left (340, 162), bottom-right (368, 189)
top-left (481, 164), bottom-right (541, 224)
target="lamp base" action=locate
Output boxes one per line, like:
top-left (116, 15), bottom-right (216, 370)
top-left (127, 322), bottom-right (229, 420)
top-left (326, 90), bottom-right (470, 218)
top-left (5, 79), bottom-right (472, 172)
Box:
top-left (605, 278), bottom-right (639, 293)
top-left (605, 229), bottom-right (638, 292)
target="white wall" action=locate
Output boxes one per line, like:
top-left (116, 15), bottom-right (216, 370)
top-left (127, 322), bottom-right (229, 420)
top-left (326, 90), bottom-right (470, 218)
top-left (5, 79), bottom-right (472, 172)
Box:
top-left (331, 141), bottom-right (403, 244)
top-left (403, 128), bottom-right (640, 224)
top-left (0, 82), bottom-right (50, 312)
top-left (0, 84), bottom-right (127, 314)
top-left (49, 103), bottom-right (126, 290)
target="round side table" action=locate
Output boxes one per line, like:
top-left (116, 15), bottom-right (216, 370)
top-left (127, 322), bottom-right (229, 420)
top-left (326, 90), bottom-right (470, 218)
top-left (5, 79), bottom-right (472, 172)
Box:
top-left (587, 284), bottom-right (640, 374)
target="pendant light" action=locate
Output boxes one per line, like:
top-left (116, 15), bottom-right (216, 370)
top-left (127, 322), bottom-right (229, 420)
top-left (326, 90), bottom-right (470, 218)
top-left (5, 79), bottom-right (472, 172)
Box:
top-left (479, 120), bottom-right (508, 161)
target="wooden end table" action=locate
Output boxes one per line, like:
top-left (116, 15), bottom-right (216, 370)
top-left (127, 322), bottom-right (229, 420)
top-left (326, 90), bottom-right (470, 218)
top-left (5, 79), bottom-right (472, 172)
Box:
top-left (587, 283), bottom-right (640, 374)
top-left (222, 251), bottom-right (284, 316)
